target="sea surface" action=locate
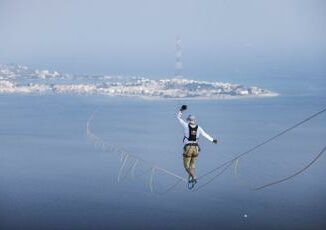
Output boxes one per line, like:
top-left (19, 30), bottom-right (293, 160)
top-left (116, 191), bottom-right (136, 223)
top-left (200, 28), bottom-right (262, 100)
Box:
top-left (0, 76), bottom-right (325, 230)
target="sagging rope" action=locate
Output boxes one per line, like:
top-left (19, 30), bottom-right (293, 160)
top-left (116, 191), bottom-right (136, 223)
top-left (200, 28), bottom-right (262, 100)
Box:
top-left (195, 106), bottom-right (326, 191)
top-left (193, 161), bottom-right (233, 192)
top-left (86, 110), bottom-right (188, 195)
top-left (252, 144), bottom-right (326, 190)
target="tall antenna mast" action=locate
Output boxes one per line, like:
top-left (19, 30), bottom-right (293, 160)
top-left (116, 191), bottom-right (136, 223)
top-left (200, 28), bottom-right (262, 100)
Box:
top-left (175, 36), bottom-right (183, 78)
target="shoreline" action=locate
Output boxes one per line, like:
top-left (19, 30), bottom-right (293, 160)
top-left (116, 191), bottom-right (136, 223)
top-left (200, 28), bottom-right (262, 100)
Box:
top-left (0, 91), bottom-right (279, 100)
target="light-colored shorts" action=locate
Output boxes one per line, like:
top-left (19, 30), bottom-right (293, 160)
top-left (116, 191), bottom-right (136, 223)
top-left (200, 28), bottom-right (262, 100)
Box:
top-left (183, 145), bottom-right (199, 170)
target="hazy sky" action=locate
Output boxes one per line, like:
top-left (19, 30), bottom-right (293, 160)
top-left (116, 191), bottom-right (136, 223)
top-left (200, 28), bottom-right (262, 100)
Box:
top-left (0, 0), bottom-right (325, 78)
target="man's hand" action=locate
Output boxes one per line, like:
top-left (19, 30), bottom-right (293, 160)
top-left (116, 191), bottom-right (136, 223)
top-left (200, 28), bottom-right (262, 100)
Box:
top-left (180, 105), bottom-right (187, 111)
top-left (213, 139), bottom-right (218, 144)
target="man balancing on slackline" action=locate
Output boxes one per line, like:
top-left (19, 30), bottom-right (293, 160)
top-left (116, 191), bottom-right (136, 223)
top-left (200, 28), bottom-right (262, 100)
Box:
top-left (177, 105), bottom-right (218, 189)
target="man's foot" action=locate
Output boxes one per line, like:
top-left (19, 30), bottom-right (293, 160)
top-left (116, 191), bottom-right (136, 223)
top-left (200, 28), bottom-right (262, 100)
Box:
top-left (187, 176), bottom-right (197, 190)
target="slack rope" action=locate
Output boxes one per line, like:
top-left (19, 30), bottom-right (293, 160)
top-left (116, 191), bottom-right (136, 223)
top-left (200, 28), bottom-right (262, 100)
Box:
top-left (194, 161), bottom-right (233, 191)
top-left (253, 144), bottom-right (326, 190)
top-left (87, 106), bottom-right (325, 193)
top-left (86, 110), bottom-right (187, 195)
top-left (195, 106), bottom-right (326, 191)
top-left (117, 154), bottom-right (128, 183)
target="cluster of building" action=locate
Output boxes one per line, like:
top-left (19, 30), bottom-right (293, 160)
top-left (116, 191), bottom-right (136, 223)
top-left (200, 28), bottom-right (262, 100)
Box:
top-left (0, 64), bottom-right (278, 98)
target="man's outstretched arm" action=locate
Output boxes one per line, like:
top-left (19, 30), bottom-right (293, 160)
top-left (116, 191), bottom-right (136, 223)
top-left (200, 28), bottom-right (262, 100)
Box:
top-left (199, 127), bottom-right (218, 144)
top-left (177, 105), bottom-right (188, 128)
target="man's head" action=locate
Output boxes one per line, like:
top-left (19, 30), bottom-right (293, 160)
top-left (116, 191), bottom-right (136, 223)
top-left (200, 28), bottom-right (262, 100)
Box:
top-left (187, 115), bottom-right (196, 125)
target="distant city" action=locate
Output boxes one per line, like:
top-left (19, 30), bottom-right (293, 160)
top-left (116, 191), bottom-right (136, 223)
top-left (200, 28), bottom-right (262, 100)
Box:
top-left (0, 64), bottom-right (278, 99)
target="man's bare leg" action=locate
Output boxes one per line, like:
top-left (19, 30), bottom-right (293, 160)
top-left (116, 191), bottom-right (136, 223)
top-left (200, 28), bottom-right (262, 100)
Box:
top-left (183, 165), bottom-right (193, 181)
top-left (189, 167), bottom-right (195, 181)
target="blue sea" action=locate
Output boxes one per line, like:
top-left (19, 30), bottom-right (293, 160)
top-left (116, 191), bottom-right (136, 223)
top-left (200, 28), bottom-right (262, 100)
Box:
top-left (0, 75), bottom-right (325, 229)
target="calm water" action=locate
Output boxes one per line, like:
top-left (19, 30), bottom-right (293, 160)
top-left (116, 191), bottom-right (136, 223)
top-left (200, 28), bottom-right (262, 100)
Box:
top-left (0, 76), bottom-right (325, 229)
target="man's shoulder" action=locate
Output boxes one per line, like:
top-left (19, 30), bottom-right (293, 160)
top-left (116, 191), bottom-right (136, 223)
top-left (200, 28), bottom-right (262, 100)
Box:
top-left (197, 126), bottom-right (204, 131)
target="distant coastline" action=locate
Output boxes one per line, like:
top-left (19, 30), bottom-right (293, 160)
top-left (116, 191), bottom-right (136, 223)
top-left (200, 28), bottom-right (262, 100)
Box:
top-left (0, 64), bottom-right (278, 99)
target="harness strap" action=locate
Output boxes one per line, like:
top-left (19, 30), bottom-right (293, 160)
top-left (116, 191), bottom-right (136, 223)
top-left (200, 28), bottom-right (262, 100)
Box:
top-left (183, 153), bottom-right (199, 158)
top-left (183, 143), bottom-right (200, 158)
top-left (184, 143), bottom-right (198, 146)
